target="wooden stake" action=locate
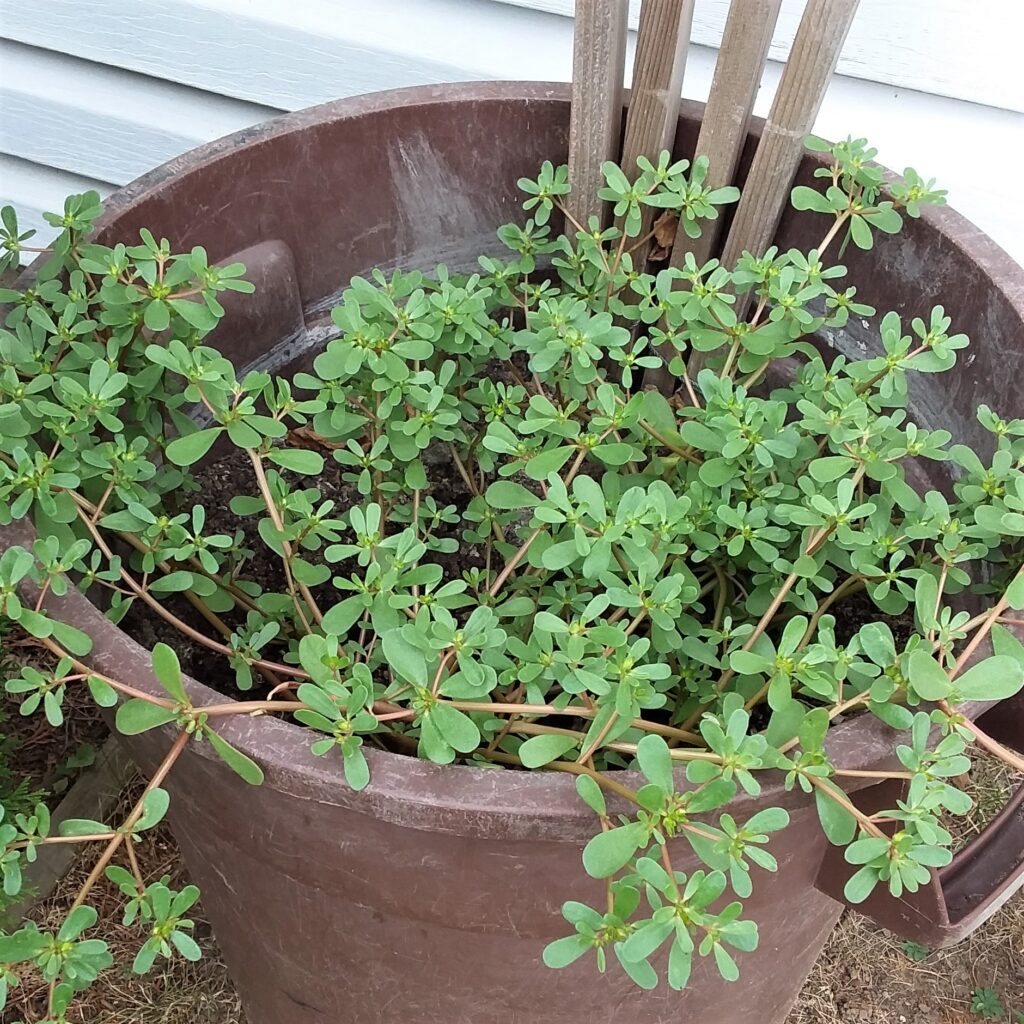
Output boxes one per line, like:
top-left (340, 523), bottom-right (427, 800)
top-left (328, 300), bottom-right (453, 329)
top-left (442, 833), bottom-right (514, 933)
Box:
top-left (567, 0), bottom-right (629, 228)
top-left (652, 0), bottom-right (782, 392)
top-left (671, 0), bottom-right (783, 269)
top-left (718, 0), bottom-right (861, 271)
top-left (618, 0), bottom-right (695, 252)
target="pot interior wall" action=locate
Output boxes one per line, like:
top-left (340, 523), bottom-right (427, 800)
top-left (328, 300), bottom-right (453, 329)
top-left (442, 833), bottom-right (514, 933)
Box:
top-left (95, 92), bottom-right (1024, 467)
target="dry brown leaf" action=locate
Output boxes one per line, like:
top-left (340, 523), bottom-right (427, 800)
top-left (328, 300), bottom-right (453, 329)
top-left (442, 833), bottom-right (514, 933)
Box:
top-left (648, 210), bottom-right (679, 261)
top-left (653, 210), bottom-right (678, 248)
top-left (285, 425), bottom-right (344, 451)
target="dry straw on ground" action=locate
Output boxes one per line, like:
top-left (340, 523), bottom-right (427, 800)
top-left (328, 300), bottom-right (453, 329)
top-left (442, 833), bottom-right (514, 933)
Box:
top-left (2, 628), bottom-right (1022, 1024)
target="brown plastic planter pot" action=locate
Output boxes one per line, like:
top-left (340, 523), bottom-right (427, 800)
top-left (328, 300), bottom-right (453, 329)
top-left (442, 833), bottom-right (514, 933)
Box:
top-left (7, 83), bottom-right (1024, 1024)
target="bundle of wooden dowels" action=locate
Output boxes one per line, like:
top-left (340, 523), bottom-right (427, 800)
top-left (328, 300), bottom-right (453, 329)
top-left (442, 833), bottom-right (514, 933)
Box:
top-left (566, 0), bottom-right (860, 390)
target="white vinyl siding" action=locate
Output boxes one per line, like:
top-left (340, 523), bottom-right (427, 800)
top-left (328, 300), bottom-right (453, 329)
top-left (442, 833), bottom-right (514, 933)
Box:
top-left (499, 0), bottom-right (1024, 112)
top-left (2, 0), bottom-right (1022, 262)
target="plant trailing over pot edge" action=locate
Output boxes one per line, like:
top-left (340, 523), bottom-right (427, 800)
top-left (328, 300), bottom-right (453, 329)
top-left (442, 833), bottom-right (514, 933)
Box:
top-left (0, 134), bottom-right (1022, 1019)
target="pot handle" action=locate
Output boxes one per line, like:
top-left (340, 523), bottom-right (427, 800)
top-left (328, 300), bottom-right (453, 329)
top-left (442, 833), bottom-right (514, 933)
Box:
top-left (814, 696), bottom-right (1024, 948)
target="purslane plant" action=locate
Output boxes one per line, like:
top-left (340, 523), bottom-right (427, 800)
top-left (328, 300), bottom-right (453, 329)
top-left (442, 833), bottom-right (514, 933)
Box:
top-left (1, 136), bottom-right (1023, 1018)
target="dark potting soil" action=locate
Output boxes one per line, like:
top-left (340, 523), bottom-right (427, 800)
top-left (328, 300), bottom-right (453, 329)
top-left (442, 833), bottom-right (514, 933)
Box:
top-left (1, 633), bottom-right (110, 798)
top-left (117, 438), bottom-right (917, 744)
top-left (831, 589), bottom-right (916, 649)
top-left (120, 439), bottom-right (492, 694)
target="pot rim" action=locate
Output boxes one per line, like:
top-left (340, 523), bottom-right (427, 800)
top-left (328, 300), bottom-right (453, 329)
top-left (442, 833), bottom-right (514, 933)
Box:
top-left (8, 81), bottom-right (1023, 837)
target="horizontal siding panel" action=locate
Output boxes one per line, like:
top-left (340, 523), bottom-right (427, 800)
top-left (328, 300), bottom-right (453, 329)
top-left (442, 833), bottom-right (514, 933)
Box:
top-left (497, 0), bottom-right (1024, 113)
top-left (0, 0), bottom-right (576, 111)
top-left (0, 41), bottom-right (280, 186)
top-left (10, 0), bottom-right (1018, 116)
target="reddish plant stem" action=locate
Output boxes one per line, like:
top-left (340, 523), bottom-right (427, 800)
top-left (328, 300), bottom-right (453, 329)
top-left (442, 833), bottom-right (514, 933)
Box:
top-left (33, 578), bottom-right (53, 614)
top-left (576, 713), bottom-right (619, 765)
top-left (659, 844), bottom-right (681, 895)
top-left (429, 649), bottom-right (456, 698)
top-left (487, 527), bottom-right (543, 598)
top-left (13, 833), bottom-right (118, 851)
top-left (69, 730), bottom-right (190, 912)
top-left (953, 564), bottom-right (1024, 676)
top-left (124, 833), bottom-right (146, 892)
top-left (484, 749), bottom-right (640, 805)
top-left (68, 488), bottom-right (261, 616)
top-left (808, 774), bottom-right (887, 841)
top-left (441, 701), bottom-right (701, 744)
top-left (246, 449), bottom-right (323, 630)
top-left (70, 507), bottom-right (308, 680)
top-left (36, 636), bottom-right (175, 706)
top-left (941, 701), bottom-right (1024, 773)
top-left (833, 768), bottom-right (912, 780)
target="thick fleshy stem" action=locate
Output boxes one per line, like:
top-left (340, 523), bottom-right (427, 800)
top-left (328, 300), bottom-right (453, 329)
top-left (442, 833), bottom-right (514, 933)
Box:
top-left (69, 729), bottom-right (190, 913)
